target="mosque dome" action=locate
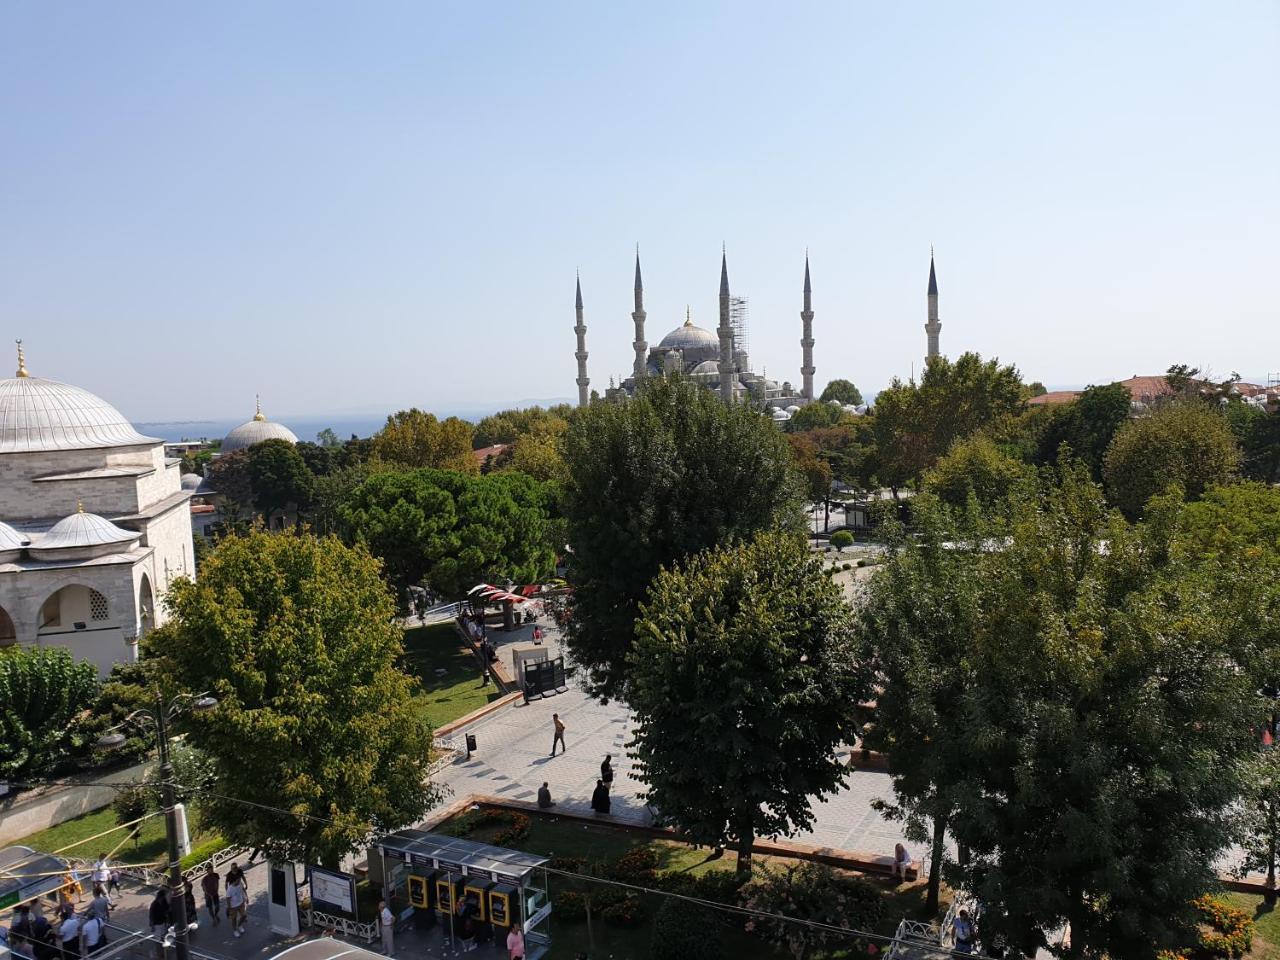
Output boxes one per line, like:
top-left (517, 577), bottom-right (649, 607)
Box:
top-left (0, 521), bottom-right (27, 551)
top-left (222, 398), bottom-right (299, 453)
top-left (771, 408), bottom-right (792, 422)
top-left (0, 347), bottom-right (158, 455)
top-left (690, 360), bottom-right (720, 377)
top-left (657, 317), bottom-right (719, 353)
top-left (30, 507), bottom-right (138, 558)
top-left (180, 472), bottom-right (203, 491)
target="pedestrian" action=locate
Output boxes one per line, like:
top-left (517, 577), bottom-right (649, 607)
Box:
top-left (201, 865), bottom-right (220, 926)
top-left (600, 755), bottom-right (613, 788)
top-left (892, 843), bottom-right (913, 881)
top-left (147, 889), bottom-right (169, 960)
top-left (479, 664), bottom-right (490, 688)
top-left (378, 900), bottom-right (394, 956)
top-left (224, 867), bottom-right (247, 938)
top-left (56, 912), bottom-right (81, 960)
top-left (590, 779), bottom-right (611, 815)
top-left (80, 913), bottom-right (105, 957)
top-left (85, 887), bottom-right (111, 925)
top-left (536, 782), bottom-right (554, 809)
top-left (56, 890), bottom-right (75, 922)
top-left (91, 856), bottom-right (111, 906)
top-left (106, 871), bottom-right (120, 900)
top-left (506, 923), bottom-right (524, 960)
top-left (532, 626), bottom-right (542, 644)
top-left (456, 896), bottom-right (477, 952)
top-left (952, 909), bottom-right (975, 954)
top-left (550, 714), bottom-right (565, 756)
top-left (182, 881), bottom-right (198, 934)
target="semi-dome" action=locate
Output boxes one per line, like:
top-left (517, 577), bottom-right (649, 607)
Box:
top-left (180, 472), bottom-right (203, 491)
top-left (690, 360), bottom-right (720, 376)
top-left (0, 348), bottom-right (159, 454)
top-left (222, 397), bottom-right (298, 453)
top-left (34, 508), bottom-right (138, 552)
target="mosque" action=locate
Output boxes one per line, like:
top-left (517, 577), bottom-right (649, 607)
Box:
top-left (0, 343), bottom-right (195, 675)
top-left (573, 248), bottom-right (943, 418)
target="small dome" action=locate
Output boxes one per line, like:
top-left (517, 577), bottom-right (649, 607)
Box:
top-left (771, 408), bottom-right (792, 422)
top-left (0, 520), bottom-right (27, 550)
top-left (785, 405), bottom-right (802, 414)
top-left (180, 472), bottom-right (203, 491)
top-left (0, 374), bottom-right (159, 454)
top-left (222, 398), bottom-right (298, 453)
top-left (36, 510), bottom-right (138, 551)
top-left (690, 360), bottom-right (720, 376)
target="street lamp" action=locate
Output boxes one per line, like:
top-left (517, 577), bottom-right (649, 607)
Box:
top-left (98, 691), bottom-right (217, 960)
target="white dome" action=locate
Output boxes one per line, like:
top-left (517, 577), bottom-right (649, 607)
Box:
top-left (771, 408), bottom-right (792, 422)
top-left (222, 402), bottom-right (298, 453)
top-left (0, 520), bottom-right (27, 550)
top-left (785, 405), bottom-right (802, 414)
top-left (180, 472), bottom-right (203, 491)
top-left (35, 510), bottom-right (138, 551)
top-left (690, 360), bottom-right (720, 376)
top-left (657, 322), bottom-right (719, 353)
top-left (0, 375), bottom-right (158, 454)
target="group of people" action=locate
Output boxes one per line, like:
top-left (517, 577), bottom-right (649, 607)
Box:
top-left (537, 718), bottom-right (617, 817)
top-left (5, 855), bottom-right (120, 960)
top-left (195, 861), bottom-right (249, 936)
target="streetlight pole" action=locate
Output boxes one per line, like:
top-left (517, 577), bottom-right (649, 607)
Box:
top-left (98, 691), bottom-right (216, 960)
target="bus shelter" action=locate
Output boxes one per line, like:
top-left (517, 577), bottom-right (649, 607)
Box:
top-left (374, 829), bottom-right (550, 959)
top-left (0, 846), bottom-right (72, 912)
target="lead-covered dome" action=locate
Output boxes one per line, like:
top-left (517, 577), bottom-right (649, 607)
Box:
top-left (0, 355), bottom-right (158, 454)
top-left (657, 321), bottom-right (719, 353)
top-left (28, 507), bottom-right (139, 561)
top-left (222, 398), bottom-right (298, 454)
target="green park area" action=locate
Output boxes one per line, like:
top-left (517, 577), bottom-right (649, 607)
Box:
top-left (12, 805), bottom-right (221, 871)
top-left (402, 623), bottom-right (502, 730)
top-left (437, 807), bottom-right (941, 959)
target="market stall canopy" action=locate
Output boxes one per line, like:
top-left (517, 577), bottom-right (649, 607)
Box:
top-left (0, 845), bottom-right (71, 911)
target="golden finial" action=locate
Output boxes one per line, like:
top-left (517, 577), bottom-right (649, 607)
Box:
top-left (684, 306), bottom-right (692, 327)
top-left (253, 394), bottom-right (266, 422)
top-left (76, 498), bottom-right (84, 513)
top-left (15, 339), bottom-right (29, 378)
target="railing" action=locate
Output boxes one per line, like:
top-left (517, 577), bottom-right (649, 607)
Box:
top-left (101, 844), bottom-right (249, 888)
top-left (301, 907), bottom-right (378, 943)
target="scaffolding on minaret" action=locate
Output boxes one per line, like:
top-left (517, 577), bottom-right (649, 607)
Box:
top-left (730, 296), bottom-right (750, 360)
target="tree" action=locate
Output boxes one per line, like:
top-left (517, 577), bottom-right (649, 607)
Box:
top-left (339, 468), bottom-right (556, 599)
top-left (800, 422), bottom-right (878, 491)
top-left (1237, 747), bottom-right (1280, 904)
top-left (947, 466), bottom-right (1261, 956)
top-left (316, 427), bottom-right (341, 448)
top-left (473, 405), bottom-right (574, 449)
top-left (859, 492), bottom-right (984, 913)
top-left (372, 409), bottom-right (476, 472)
top-left (1103, 401), bottom-right (1240, 518)
top-left (785, 402), bottom-right (846, 433)
top-left (629, 531), bottom-right (865, 873)
top-left (505, 418), bottom-right (569, 484)
top-left (246, 438), bottom-right (314, 524)
top-left (829, 530), bottom-right (853, 551)
top-left (561, 376), bottom-right (805, 699)
top-left (296, 440), bottom-right (339, 478)
top-left (786, 435), bottom-right (833, 503)
top-left (739, 862), bottom-right (882, 960)
top-left (0, 647), bottom-right (99, 780)
top-left (1035, 382), bottom-right (1133, 480)
top-left (1225, 401), bottom-right (1280, 484)
top-left (148, 530), bottom-right (438, 865)
top-left (1026, 381), bottom-right (1047, 397)
top-left (205, 448), bottom-right (254, 524)
top-left (818, 379), bottom-right (863, 406)
top-left (921, 434), bottom-right (1035, 515)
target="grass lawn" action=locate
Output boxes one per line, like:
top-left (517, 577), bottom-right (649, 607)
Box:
top-left (1225, 892), bottom-right (1280, 959)
top-left (402, 623), bottom-right (501, 730)
top-left (443, 812), bottom-right (946, 959)
top-left (12, 805), bottom-right (218, 869)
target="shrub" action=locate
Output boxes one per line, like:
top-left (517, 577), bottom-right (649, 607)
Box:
top-left (552, 890), bottom-right (587, 922)
top-left (113, 783), bottom-right (153, 827)
top-left (547, 855), bottom-right (586, 874)
top-left (830, 531), bottom-right (854, 551)
top-left (608, 845), bottom-right (658, 883)
top-left (1193, 894), bottom-right (1253, 957)
top-left (180, 837), bottom-right (228, 872)
top-left (600, 893), bottom-right (644, 928)
top-left (653, 897), bottom-right (723, 960)
top-left (691, 869), bottom-right (745, 906)
top-left (741, 862), bottom-right (882, 960)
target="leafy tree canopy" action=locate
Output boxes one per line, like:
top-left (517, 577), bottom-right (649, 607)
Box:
top-left (630, 530), bottom-right (866, 872)
top-left (1035, 381), bottom-right (1133, 479)
top-left (1224, 400), bottom-right (1280, 485)
top-left (1103, 401), bottom-right (1240, 518)
top-left (373, 409), bottom-right (476, 472)
top-left (785, 402), bottom-right (847, 433)
top-left (922, 434), bottom-right (1035, 515)
top-left (818, 378), bottom-right (864, 406)
top-left (786, 434), bottom-right (834, 502)
top-left (339, 468), bottom-right (556, 599)
top-left (560, 376), bottom-right (804, 699)
top-left (205, 448), bottom-right (254, 522)
top-left (246, 438), bottom-right (314, 521)
top-left (148, 530), bottom-right (438, 865)
top-left (0, 646), bottom-right (100, 780)
top-left (473, 405), bottom-right (574, 449)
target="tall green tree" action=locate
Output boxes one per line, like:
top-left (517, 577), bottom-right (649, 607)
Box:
top-left (373, 409), bottom-right (476, 472)
top-left (629, 531), bottom-right (865, 873)
top-left (1224, 401), bottom-right (1280, 484)
top-left (818, 379), bottom-right (864, 406)
top-left (949, 466), bottom-right (1260, 956)
top-left (1103, 401), bottom-right (1240, 518)
top-left (860, 492), bottom-right (984, 913)
top-left (339, 468), bottom-right (556, 598)
top-left (148, 531), bottom-right (438, 865)
top-left (785, 402), bottom-right (845, 433)
top-left (921, 434), bottom-right (1035, 515)
top-left (205, 448), bottom-right (254, 525)
top-left (0, 647), bottom-right (100, 780)
top-left (561, 376), bottom-right (804, 699)
top-left (1035, 382), bottom-right (1133, 479)
top-left (246, 438), bottom-right (314, 523)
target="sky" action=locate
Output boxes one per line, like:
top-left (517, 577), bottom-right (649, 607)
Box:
top-left (2, 2), bottom-right (1277, 423)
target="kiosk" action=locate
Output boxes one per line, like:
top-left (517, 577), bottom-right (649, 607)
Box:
top-left (375, 829), bottom-right (551, 960)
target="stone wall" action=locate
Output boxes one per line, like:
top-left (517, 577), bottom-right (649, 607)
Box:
top-left (0, 759), bottom-right (155, 847)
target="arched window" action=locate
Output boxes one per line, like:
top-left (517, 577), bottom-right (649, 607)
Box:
top-left (0, 605), bottom-right (15, 645)
top-left (138, 575), bottom-right (155, 636)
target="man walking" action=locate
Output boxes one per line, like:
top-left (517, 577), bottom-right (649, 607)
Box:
top-left (378, 900), bottom-right (394, 956)
top-left (201, 865), bottom-right (220, 926)
top-left (147, 889), bottom-right (169, 960)
top-left (550, 714), bottom-right (565, 756)
top-left (92, 855), bottom-right (111, 906)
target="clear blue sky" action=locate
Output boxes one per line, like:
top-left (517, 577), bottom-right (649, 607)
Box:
top-left (2, 1), bottom-right (1276, 422)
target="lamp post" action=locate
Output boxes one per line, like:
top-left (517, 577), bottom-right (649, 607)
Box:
top-left (98, 692), bottom-right (217, 960)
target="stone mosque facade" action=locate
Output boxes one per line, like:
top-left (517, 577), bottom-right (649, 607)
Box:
top-left (0, 344), bottom-right (193, 675)
top-left (574, 249), bottom-right (816, 413)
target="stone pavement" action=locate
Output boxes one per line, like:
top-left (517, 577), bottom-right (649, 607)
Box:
top-left (430, 616), bottom-right (911, 859)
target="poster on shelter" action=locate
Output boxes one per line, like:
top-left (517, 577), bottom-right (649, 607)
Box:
top-left (308, 866), bottom-right (357, 915)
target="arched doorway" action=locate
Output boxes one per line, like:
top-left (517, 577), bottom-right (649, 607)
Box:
top-left (37, 585), bottom-right (111, 634)
top-left (138, 574), bottom-right (155, 637)
top-left (0, 604), bottom-right (16, 648)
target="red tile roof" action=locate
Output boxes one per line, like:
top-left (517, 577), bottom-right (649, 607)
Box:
top-left (1028, 390), bottom-right (1082, 406)
top-left (473, 443), bottom-right (510, 464)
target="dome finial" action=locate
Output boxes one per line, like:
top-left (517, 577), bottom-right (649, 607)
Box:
top-left (253, 394), bottom-right (266, 422)
top-left (76, 498), bottom-right (84, 513)
top-left (15, 339), bottom-right (29, 378)
top-left (685, 305), bottom-right (692, 326)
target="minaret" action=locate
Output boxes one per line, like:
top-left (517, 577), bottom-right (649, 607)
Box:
top-left (925, 248), bottom-right (941, 362)
top-left (632, 247), bottom-right (648, 381)
top-left (800, 254), bottom-right (815, 400)
top-left (574, 274), bottom-right (590, 406)
top-left (717, 247), bottom-right (734, 403)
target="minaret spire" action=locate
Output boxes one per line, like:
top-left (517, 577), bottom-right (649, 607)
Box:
top-left (800, 253), bottom-right (815, 401)
top-left (925, 248), bottom-right (941, 362)
top-left (717, 247), bottom-right (734, 402)
top-left (574, 273), bottom-right (590, 406)
top-left (631, 245), bottom-right (648, 381)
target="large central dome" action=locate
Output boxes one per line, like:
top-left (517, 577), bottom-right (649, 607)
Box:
top-left (0, 374), bottom-right (158, 455)
top-left (657, 320), bottom-right (719, 353)
top-left (221, 397), bottom-right (299, 453)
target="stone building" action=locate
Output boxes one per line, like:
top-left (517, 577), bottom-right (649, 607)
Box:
top-left (0, 344), bottom-right (193, 675)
